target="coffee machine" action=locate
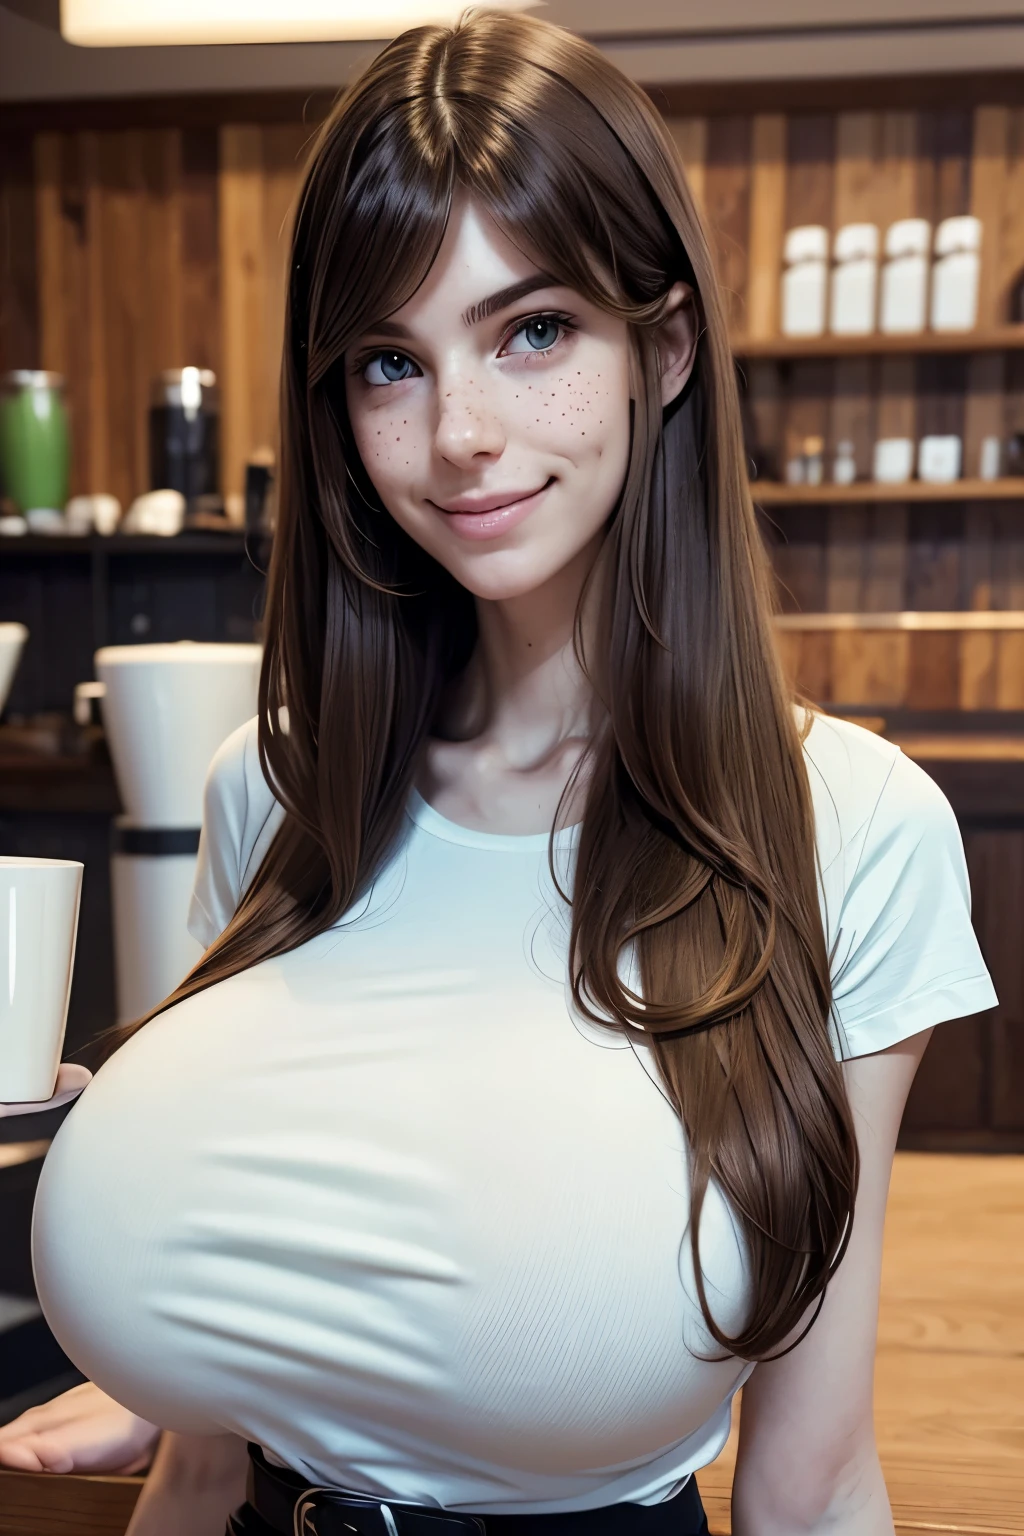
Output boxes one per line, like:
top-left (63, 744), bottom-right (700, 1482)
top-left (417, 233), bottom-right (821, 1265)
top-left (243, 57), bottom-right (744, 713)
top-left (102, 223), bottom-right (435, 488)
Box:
top-left (95, 642), bottom-right (262, 1023)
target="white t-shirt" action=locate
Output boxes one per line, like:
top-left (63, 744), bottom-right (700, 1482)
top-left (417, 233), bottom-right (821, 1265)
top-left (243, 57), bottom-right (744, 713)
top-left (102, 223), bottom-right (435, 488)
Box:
top-left (32, 711), bottom-right (996, 1513)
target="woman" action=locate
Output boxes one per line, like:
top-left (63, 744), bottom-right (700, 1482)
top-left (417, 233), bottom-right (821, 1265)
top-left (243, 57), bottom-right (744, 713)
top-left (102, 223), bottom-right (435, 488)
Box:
top-left (0, 9), bottom-right (996, 1535)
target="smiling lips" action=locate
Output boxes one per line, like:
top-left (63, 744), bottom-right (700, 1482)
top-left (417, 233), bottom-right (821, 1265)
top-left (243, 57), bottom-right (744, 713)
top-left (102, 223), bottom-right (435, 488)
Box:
top-left (430, 477), bottom-right (555, 542)
top-left (435, 479), bottom-right (552, 514)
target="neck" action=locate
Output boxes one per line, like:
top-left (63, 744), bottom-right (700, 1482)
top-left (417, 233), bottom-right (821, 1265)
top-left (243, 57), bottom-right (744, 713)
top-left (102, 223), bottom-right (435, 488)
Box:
top-left (445, 533), bottom-right (606, 769)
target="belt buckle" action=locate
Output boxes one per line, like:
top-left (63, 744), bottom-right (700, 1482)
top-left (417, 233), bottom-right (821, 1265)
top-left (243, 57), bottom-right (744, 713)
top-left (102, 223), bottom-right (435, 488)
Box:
top-left (292, 1493), bottom-right (410, 1536)
top-left (293, 1492), bottom-right (485, 1536)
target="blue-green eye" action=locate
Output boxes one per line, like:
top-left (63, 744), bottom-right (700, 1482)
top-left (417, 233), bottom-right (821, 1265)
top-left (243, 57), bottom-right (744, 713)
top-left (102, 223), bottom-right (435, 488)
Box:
top-left (355, 310), bottom-right (576, 387)
top-left (511, 316), bottom-right (562, 351)
top-left (365, 351), bottom-right (416, 386)
top-left (502, 312), bottom-right (575, 357)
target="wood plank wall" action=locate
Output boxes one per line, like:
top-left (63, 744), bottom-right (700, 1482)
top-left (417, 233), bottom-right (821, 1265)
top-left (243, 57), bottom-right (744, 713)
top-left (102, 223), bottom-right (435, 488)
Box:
top-left (2, 98), bottom-right (1024, 584)
top-left (0, 123), bottom-right (310, 514)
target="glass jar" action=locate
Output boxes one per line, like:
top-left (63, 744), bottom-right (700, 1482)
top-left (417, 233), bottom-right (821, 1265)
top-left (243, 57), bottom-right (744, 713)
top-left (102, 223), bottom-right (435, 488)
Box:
top-left (0, 372), bottom-right (70, 515)
top-left (149, 368), bottom-right (219, 508)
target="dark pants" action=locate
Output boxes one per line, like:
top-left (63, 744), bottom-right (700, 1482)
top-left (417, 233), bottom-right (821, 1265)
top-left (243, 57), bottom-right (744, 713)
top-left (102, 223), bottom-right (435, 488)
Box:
top-left (225, 1457), bottom-right (710, 1536)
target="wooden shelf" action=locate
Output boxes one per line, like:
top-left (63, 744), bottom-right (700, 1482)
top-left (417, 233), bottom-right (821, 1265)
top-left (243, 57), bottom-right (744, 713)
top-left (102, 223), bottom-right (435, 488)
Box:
top-left (0, 756), bottom-right (121, 815)
top-left (0, 532), bottom-right (249, 556)
top-left (773, 611), bottom-right (1024, 631)
top-left (752, 478), bottom-right (1024, 504)
top-left (731, 325), bottom-right (1024, 360)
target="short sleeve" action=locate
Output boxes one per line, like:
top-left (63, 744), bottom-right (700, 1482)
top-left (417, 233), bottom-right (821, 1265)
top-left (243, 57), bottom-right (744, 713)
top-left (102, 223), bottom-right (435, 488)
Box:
top-left (828, 749), bottom-right (997, 1060)
top-left (187, 716), bottom-right (285, 949)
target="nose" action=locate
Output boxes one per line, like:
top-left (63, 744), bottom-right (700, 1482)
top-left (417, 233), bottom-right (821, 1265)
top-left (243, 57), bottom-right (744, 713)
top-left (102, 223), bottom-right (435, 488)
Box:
top-left (433, 379), bottom-right (506, 466)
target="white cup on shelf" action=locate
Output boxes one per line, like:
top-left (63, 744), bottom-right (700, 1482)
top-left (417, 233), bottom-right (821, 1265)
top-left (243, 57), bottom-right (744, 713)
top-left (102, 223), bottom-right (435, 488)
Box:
top-left (918, 435), bottom-right (962, 484)
top-left (873, 438), bottom-right (915, 484)
top-left (979, 436), bottom-right (1001, 481)
top-left (0, 858), bottom-right (83, 1103)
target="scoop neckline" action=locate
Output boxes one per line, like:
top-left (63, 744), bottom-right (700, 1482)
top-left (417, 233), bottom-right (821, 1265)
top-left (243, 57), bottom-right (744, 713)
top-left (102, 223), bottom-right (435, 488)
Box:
top-left (406, 786), bottom-right (581, 852)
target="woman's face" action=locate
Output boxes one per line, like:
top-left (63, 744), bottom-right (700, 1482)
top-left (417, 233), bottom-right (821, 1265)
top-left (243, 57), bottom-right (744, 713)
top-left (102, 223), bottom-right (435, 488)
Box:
top-left (343, 192), bottom-right (693, 604)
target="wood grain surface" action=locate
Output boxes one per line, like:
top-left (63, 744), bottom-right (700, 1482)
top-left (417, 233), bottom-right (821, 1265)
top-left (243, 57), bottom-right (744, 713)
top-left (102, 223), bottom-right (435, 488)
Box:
top-left (734, 327), bottom-right (1024, 357)
top-left (744, 115), bottom-right (785, 343)
top-left (773, 608), bottom-right (1024, 709)
top-left (702, 115), bottom-right (752, 336)
top-left (755, 480), bottom-right (1024, 502)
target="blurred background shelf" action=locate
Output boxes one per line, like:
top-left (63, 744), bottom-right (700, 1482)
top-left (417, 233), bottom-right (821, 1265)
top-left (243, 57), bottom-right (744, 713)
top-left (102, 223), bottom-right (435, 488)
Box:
top-left (0, 532), bottom-right (251, 556)
top-left (732, 326), bottom-right (1024, 359)
top-left (753, 478), bottom-right (1024, 503)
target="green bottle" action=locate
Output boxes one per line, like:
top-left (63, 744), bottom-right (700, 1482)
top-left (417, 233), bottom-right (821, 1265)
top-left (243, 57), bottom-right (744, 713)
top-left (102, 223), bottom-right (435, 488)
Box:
top-left (0, 373), bottom-right (70, 515)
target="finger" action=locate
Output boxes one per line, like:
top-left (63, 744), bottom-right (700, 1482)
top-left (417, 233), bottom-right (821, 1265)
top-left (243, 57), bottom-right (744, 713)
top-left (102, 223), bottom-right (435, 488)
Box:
top-left (0, 1442), bottom-right (48, 1473)
top-left (47, 1064), bottom-right (93, 1106)
top-left (10, 1434), bottom-right (78, 1474)
top-left (54, 1065), bottom-right (93, 1094)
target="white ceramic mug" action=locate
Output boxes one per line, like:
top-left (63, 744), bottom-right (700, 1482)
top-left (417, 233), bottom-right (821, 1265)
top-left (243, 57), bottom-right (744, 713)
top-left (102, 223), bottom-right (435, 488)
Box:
top-left (0, 858), bottom-right (83, 1102)
top-left (0, 622), bottom-right (28, 713)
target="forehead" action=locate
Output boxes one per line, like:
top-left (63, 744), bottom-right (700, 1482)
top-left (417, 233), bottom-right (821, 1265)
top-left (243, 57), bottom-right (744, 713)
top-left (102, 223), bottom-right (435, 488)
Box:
top-left (384, 195), bottom-right (551, 323)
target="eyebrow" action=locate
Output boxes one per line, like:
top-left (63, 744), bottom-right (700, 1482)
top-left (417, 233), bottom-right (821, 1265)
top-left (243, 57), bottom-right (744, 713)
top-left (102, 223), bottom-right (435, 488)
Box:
top-left (363, 273), bottom-right (564, 341)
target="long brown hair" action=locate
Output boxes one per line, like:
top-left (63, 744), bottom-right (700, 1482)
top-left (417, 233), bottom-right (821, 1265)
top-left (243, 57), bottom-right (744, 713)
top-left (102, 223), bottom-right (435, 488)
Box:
top-left (95, 6), bottom-right (858, 1364)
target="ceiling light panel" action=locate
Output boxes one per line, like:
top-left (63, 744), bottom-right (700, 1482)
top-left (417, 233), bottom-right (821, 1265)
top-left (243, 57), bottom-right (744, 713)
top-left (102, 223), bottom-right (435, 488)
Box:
top-left (61, 0), bottom-right (537, 47)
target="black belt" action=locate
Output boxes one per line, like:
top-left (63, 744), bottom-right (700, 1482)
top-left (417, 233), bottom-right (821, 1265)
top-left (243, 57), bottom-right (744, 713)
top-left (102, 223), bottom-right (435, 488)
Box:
top-left (244, 1443), bottom-right (708, 1536)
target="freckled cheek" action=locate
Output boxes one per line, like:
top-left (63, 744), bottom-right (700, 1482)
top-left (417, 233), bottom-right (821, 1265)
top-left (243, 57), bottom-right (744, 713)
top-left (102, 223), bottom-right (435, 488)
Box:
top-left (512, 371), bottom-right (618, 452)
top-left (351, 403), bottom-right (427, 485)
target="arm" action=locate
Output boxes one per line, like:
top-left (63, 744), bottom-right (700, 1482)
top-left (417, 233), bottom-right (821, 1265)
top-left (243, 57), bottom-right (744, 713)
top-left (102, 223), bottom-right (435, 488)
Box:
top-left (123, 1429), bottom-right (250, 1536)
top-left (730, 1025), bottom-right (933, 1536)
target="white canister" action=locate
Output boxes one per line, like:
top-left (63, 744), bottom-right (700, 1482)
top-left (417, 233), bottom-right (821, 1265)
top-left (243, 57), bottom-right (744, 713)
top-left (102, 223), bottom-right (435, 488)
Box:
top-left (880, 219), bottom-right (931, 334)
top-left (918, 435), bottom-right (962, 483)
top-left (930, 216), bottom-right (981, 332)
top-left (109, 829), bottom-right (204, 1022)
top-left (873, 438), bottom-right (915, 484)
top-left (979, 436), bottom-right (1001, 481)
top-left (781, 225), bottom-right (829, 337)
top-left (94, 641), bottom-right (262, 827)
top-left (829, 223), bottom-right (879, 335)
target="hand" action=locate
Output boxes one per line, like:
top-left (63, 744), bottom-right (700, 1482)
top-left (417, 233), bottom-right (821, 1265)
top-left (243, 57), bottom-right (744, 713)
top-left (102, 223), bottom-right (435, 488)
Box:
top-left (0, 1064), bottom-right (92, 1118)
top-left (0, 1380), bottom-right (161, 1475)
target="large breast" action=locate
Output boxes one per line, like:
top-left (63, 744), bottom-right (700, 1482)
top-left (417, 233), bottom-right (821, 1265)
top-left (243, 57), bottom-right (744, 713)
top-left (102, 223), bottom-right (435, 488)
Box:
top-left (33, 864), bottom-right (753, 1480)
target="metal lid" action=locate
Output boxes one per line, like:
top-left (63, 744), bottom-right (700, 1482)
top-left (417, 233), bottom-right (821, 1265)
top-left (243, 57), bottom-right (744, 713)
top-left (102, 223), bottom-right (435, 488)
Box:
top-left (151, 368), bottom-right (219, 409)
top-left (2, 371), bottom-right (66, 390)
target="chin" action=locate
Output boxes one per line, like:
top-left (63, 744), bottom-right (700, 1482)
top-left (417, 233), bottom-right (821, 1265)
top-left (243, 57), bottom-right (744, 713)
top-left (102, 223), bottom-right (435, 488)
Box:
top-left (444, 546), bottom-right (583, 603)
